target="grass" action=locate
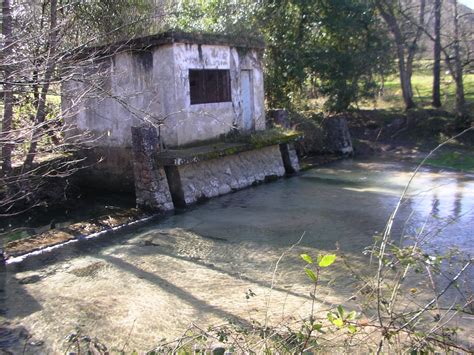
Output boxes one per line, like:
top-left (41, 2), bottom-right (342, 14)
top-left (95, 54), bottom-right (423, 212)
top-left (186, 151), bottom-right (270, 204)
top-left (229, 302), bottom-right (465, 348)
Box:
top-left (423, 149), bottom-right (474, 173)
top-left (360, 65), bottom-right (474, 112)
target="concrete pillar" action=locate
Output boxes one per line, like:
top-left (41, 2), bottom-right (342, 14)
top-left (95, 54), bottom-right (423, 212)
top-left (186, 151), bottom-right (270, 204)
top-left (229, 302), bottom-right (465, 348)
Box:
top-left (279, 143), bottom-right (300, 174)
top-left (131, 125), bottom-right (174, 211)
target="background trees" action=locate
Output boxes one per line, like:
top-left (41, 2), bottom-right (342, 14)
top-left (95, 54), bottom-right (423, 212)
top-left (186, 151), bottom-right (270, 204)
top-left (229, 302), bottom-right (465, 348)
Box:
top-left (165, 0), bottom-right (394, 112)
top-left (260, 0), bottom-right (393, 112)
top-left (0, 0), bottom-right (90, 215)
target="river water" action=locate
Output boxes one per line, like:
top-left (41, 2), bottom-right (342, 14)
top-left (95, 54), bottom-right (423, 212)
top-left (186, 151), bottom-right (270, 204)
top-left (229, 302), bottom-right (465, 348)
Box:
top-left (3, 158), bottom-right (473, 352)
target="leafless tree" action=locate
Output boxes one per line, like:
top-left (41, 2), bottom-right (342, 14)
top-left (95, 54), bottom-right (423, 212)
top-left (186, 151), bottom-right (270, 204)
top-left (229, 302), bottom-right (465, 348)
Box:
top-left (450, 0), bottom-right (467, 119)
top-left (400, 0), bottom-right (472, 121)
top-left (432, 0), bottom-right (442, 108)
top-left (375, 0), bottom-right (427, 110)
top-left (1, 0), bottom-right (13, 173)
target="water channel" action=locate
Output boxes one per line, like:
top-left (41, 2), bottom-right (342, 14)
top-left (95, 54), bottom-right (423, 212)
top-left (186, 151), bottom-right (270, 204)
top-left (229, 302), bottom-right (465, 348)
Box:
top-left (3, 158), bottom-right (473, 352)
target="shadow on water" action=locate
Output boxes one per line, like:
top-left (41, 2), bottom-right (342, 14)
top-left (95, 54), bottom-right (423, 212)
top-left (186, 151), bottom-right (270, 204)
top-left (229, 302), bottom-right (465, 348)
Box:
top-left (1, 256), bottom-right (42, 351)
top-left (95, 254), bottom-right (252, 327)
top-left (122, 241), bottom-right (316, 303)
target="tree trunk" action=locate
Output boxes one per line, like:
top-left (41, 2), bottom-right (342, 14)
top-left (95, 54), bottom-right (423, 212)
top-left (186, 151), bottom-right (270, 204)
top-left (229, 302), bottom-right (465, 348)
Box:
top-left (432, 0), bottom-right (442, 108)
top-left (452, 0), bottom-right (466, 119)
top-left (1, 0), bottom-right (13, 174)
top-left (406, 0), bottom-right (425, 109)
top-left (376, 1), bottom-right (417, 110)
top-left (397, 43), bottom-right (416, 110)
top-left (24, 0), bottom-right (59, 168)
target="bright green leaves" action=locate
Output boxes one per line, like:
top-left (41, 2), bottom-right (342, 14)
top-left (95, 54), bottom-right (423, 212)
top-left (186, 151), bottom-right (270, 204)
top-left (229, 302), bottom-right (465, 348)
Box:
top-left (347, 324), bottom-right (357, 334)
top-left (301, 253), bottom-right (336, 267)
top-left (301, 253), bottom-right (336, 282)
top-left (304, 268), bottom-right (318, 282)
top-left (318, 254), bottom-right (336, 268)
top-left (300, 253), bottom-right (313, 264)
top-left (300, 254), bottom-right (357, 334)
top-left (327, 306), bottom-right (358, 334)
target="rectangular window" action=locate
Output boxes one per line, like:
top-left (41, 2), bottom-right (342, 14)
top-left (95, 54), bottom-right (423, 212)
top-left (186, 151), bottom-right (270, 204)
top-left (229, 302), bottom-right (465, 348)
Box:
top-left (189, 69), bottom-right (231, 105)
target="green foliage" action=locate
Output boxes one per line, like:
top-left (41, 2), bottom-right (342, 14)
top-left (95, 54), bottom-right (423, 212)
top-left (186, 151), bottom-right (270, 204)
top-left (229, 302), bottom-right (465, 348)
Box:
top-left (300, 253), bottom-right (313, 264)
top-left (157, 0), bottom-right (394, 113)
top-left (166, 0), bottom-right (260, 36)
top-left (327, 305), bottom-right (358, 333)
top-left (304, 267), bottom-right (318, 282)
top-left (318, 254), bottom-right (336, 268)
top-left (301, 252), bottom-right (336, 270)
top-left (73, 0), bottom-right (158, 43)
top-left (260, 0), bottom-right (393, 112)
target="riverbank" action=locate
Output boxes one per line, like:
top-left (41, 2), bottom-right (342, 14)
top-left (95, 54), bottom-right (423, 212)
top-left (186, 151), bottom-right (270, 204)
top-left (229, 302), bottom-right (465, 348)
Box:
top-left (2, 157), bottom-right (472, 353)
top-left (3, 107), bottom-right (472, 259)
top-left (346, 108), bottom-right (474, 172)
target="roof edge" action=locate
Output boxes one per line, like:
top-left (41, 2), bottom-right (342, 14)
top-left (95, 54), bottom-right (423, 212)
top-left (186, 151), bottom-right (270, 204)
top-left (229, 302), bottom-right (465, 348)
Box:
top-left (71, 31), bottom-right (265, 60)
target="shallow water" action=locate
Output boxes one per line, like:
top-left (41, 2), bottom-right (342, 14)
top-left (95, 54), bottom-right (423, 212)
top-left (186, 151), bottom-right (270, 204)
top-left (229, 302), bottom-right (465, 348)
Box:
top-left (3, 158), bottom-right (473, 352)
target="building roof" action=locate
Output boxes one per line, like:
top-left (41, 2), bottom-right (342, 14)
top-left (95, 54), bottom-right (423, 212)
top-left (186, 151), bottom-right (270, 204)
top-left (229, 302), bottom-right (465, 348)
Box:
top-left (71, 31), bottom-right (265, 59)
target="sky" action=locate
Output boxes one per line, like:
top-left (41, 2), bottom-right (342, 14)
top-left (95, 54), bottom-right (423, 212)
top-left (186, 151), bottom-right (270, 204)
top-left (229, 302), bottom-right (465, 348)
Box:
top-left (459, 0), bottom-right (474, 9)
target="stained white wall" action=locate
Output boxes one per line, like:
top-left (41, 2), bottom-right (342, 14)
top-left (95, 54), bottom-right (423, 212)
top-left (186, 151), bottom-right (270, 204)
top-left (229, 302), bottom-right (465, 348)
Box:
top-left (62, 42), bottom-right (265, 148)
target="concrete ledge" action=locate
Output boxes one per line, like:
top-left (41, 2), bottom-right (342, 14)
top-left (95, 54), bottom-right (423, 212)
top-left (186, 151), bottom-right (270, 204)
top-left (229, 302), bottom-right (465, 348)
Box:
top-left (157, 132), bottom-right (302, 167)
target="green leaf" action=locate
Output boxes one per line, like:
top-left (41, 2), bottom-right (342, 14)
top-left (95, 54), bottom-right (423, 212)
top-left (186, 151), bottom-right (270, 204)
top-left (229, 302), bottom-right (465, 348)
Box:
top-left (337, 305), bottom-right (345, 318)
top-left (327, 312), bottom-right (335, 322)
top-left (313, 323), bottom-right (324, 333)
top-left (347, 324), bottom-right (357, 334)
top-left (347, 310), bottom-right (357, 320)
top-left (318, 254), bottom-right (336, 268)
top-left (304, 268), bottom-right (318, 282)
top-left (332, 318), bottom-right (344, 328)
top-left (300, 253), bottom-right (313, 264)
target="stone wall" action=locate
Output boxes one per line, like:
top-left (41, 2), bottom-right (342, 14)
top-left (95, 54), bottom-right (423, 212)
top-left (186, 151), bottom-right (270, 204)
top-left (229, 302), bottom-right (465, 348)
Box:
top-left (131, 126), bottom-right (174, 211)
top-left (175, 145), bottom-right (286, 205)
top-left (280, 111), bottom-right (353, 156)
top-left (131, 126), bottom-right (301, 211)
top-left (322, 115), bottom-right (353, 156)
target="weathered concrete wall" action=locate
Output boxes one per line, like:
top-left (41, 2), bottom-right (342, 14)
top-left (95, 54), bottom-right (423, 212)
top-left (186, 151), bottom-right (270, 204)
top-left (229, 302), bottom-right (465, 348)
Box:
top-left (175, 145), bottom-right (285, 205)
top-left (62, 42), bottom-right (265, 187)
top-left (167, 43), bottom-right (265, 146)
top-left (62, 51), bottom-right (159, 148)
top-left (62, 43), bottom-right (265, 149)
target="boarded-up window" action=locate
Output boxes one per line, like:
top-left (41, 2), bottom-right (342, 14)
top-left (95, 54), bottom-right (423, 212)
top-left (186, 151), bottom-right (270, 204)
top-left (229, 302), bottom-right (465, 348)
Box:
top-left (189, 69), bottom-right (231, 105)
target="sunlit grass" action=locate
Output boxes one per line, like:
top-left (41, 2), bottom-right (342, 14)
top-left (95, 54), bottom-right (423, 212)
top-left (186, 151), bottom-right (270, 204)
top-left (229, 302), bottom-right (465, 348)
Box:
top-left (422, 150), bottom-right (474, 173)
top-left (360, 69), bottom-right (474, 112)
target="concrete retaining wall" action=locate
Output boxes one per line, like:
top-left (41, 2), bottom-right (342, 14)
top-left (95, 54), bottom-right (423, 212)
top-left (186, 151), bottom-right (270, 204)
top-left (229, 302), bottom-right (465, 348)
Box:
top-left (130, 126), bottom-right (300, 211)
top-left (174, 145), bottom-right (286, 205)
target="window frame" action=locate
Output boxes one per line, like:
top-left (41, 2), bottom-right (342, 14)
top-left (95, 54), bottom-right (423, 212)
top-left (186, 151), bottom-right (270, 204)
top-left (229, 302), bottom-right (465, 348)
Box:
top-left (189, 69), bottom-right (232, 105)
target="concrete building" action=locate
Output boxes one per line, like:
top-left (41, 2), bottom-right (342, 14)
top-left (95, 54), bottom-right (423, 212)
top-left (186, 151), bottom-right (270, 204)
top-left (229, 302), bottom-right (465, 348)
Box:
top-left (63, 32), bottom-right (301, 210)
top-left (62, 32), bottom-right (266, 190)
